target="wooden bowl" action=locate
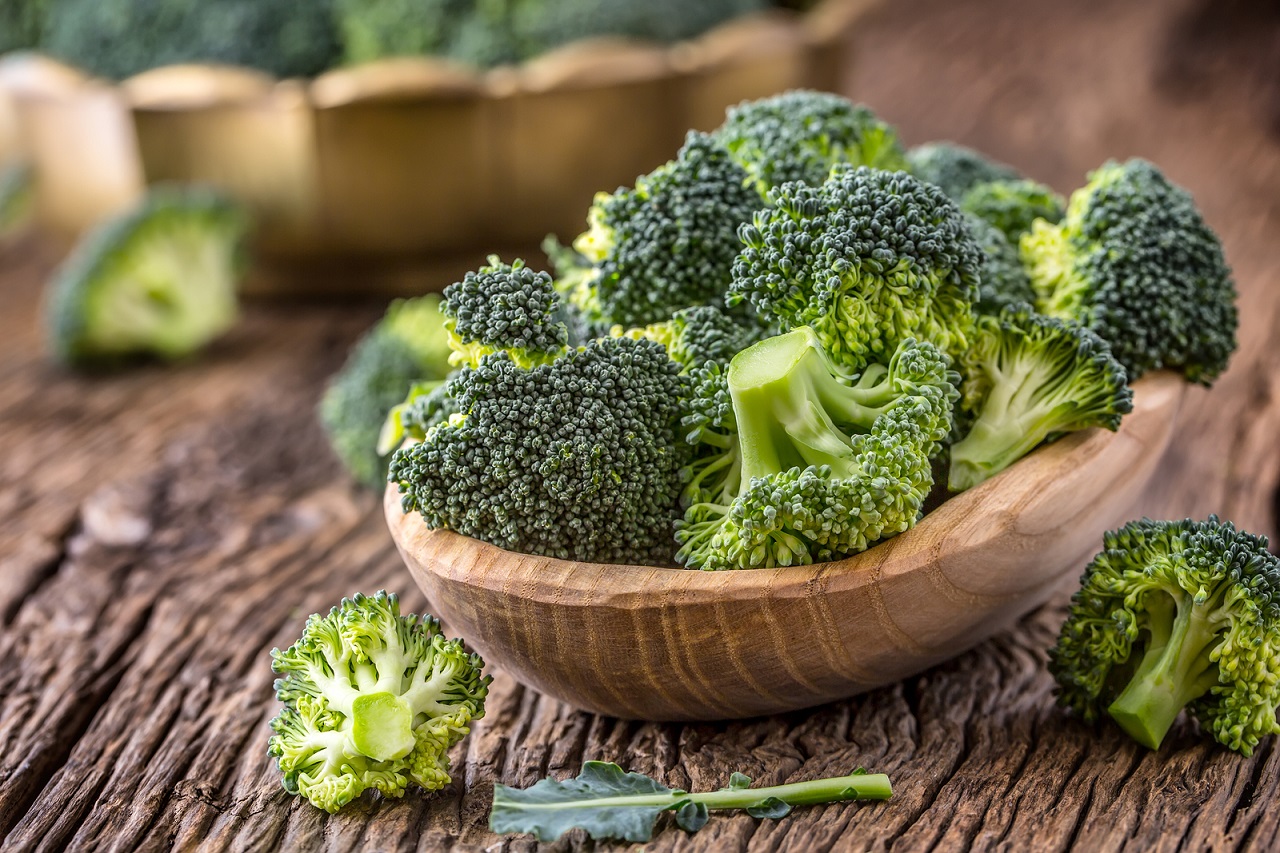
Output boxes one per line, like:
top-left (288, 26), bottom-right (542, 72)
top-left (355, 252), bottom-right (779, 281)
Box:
top-left (385, 372), bottom-right (1186, 721)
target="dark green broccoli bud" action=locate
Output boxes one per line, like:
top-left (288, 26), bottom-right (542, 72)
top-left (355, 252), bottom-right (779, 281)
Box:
top-left (0, 0), bottom-right (47, 52)
top-left (948, 304), bottom-right (1132, 491)
top-left (966, 214), bottom-right (1036, 314)
top-left (1049, 517), bottom-right (1280, 755)
top-left (960, 178), bottom-right (1064, 243)
top-left (730, 164), bottom-right (981, 375)
top-left (905, 142), bottom-right (1020, 199)
top-left (378, 379), bottom-right (462, 457)
top-left (618, 304), bottom-right (770, 371)
top-left (442, 256), bottom-right (567, 368)
top-left (42, 0), bottom-right (341, 80)
top-left (269, 591), bottom-right (491, 813)
top-left (390, 335), bottom-right (687, 565)
top-left (1022, 159), bottom-right (1237, 384)
top-left (714, 90), bottom-right (908, 193)
top-left (320, 296), bottom-right (454, 488)
top-left (513, 0), bottom-right (766, 58)
top-left (677, 327), bottom-right (958, 570)
top-left (45, 187), bottom-right (247, 368)
top-left (565, 131), bottom-right (761, 329)
top-left (335, 0), bottom-right (472, 65)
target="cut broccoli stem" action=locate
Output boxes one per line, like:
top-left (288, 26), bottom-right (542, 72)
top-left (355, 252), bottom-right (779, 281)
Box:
top-left (351, 692), bottom-right (416, 762)
top-left (1107, 591), bottom-right (1225, 749)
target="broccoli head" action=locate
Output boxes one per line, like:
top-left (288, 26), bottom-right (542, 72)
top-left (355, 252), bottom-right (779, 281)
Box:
top-left (714, 90), bottom-right (908, 193)
top-left (966, 214), bottom-right (1036, 315)
top-left (948, 304), bottom-right (1132, 491)
top-left (319, 295), bottom-right (454, 488)
top-left (905, 141), bottom-right (1020, 200)
top-left (676, 327), bottom-right (957, 571)
top-left (390, 333), bottom-right (687, 565)
top-left (269, 591), bottom-right (491, 813)
top-left (42, 0), bottom-right (341, 80)
top-left (1021, 159), bottom-right (1238, 384)
top-left (564, 131), bottom-right (761, 330)
top-left (960, 178), bottom-right (1064, 243)
top-left (730, 164), bottom-right (980, 375)
top-left (45, 187), bottom-right (247, 368)
top-left (442, 256), bottom-right (568, 368)
top-left (1049, 517), bottom-right (1280, 755)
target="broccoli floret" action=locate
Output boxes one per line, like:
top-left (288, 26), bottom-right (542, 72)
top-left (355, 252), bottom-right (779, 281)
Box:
top-left (1021, 159), bottom-right (1238, 384)
top-left (390, 334), bottom-right (687, 565)
top-left (714, 90), bottom-right (908, 193)
top-left (1049, 517), bottom-right (1280, 755)
top-left (44, 187), bottom-right (246, 368)
top-left (948, 305), bottom-right (1132, 491)
top-left (617, 304), bottom-right (769, 371)
top-left (563, 131), bottom-right (761, 329)
top-left (269, 591), bottom-right (491, 813)
top-left (319, 295), bottom-right (454, 488)
top-left (0, 0), bottom-right (47, 52)
top-left (443, 256), bottom-right (567, 368)
top-left (960, 178), bottom-right (1064, 243)
top-left (966, 214), bottom-right (1036, 314)
top-left (335, 0), bottom-right (472, 65)
top-left (42, 0), bottom-right (340, 80)
top-left (730, 164), bottom-right (980, 375)
top-left (676, 327), bottom-right (957, 571)
top-left (905, 142), bottom-right (1020, 199)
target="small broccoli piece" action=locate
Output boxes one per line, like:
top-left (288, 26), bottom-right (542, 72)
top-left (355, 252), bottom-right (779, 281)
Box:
top-left (0, 163), bottom-right (33, 242)
top-left (42, 0), bottom-right (340, 80)
top-left (335, 0), bottom-right (472, 65)
top-left (617, 304), bottom-right (769, 371)
top-left (905, 142), bottom-right (1020, 199)
top-left (948, 304), bottom-right (1132, 491)
top-left (390, 334), bottom-right (687, 565)
top-left (44, 187), bottom-right (246, 368)
top-left (966, 214), bottom-right (1036, 314)
top-left (730, 164), bottom-right (980, 375)
top-left (269, 591), bottom-right (491, 813)
top-left (676, 327), bottom-right (957, 571)
top-left (443, 256), bottom-right (567, 369)
top-left (563, 131), bottom-right (761, 330)
top-left (1049, 517), bottom-right (1280, 755)
top-left (0, 0), bottom-right (48, 52)
top-left (319, 295), bottom-right (454, 488)
top-left (1021, 159), bottom-right (1238, 384)
top-left (960, 178), bottom-right (1065, 243)
top-left (714, 90), bottom-right (908, 193)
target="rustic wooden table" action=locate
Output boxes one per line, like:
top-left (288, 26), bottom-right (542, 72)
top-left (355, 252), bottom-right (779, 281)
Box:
top-left (3, 0), bottom-right (1279, 850)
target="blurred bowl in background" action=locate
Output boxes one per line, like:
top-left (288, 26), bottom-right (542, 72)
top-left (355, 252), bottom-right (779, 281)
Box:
top-left (0, 0), bottom-right (875, 296)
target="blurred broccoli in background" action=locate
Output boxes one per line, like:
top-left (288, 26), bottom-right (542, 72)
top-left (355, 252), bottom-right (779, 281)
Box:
top-left (45, 186), bottom-right (247, 369)
top-left (906, 142), bottom-right (1020, 199)
top-left (41, 0), bottom-right (341, 80)
top-left (0, 0), bottom-right (48, 53)
top-left (320, 296), bottom-right (454, 489)
top-left (960, 178), bottom-right (1064, 243)
top-left (965, 214), bottom-right (1036, 314)
top-left (335, 0), bottom-right (472, 66)
top-left (0, 163), bottom-right (33, 243)
top-left (513, 0), bottom-right (767, 59)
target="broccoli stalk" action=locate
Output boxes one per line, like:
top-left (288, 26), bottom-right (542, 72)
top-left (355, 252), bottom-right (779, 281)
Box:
top-left (269, 591), bottom-right (491, 813)
top-left (1049, 517), bottom-right (1280, 755)
top-left (948, 305), bottom-right (1132, 491)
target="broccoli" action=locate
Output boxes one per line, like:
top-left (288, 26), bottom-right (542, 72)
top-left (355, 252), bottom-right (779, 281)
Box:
top-left (390, 258), bottom-right (687, 564)
top-left (905, 141), bottom-right (1020, 200)
top-left (44, 187), bottom-right (247, 369)
top-left (513, 0), bottom-right (767, 58)
top-left (616, 304), bottom-right (769, 371)
top-left (319, 295), bottom-right (454, 488)
top-left (966, 214), bottom-right (1036, 315)
top-left (947, 304), bottom-right (1132, 491)
top-left (730, 164), bottom-right (981, 376)
top-left (0, 0), bottom-right (47, 53)
top-left (676, 327), bottom-right (957, 571)
top-left (334, 0), bottom-right (472, 66)
top-left (269, 591), bottom-right (491, 813)
top-left (713, 90), bottom-right (908, 193)
top-left (959, 178), bottom-right (1064, 243)
top-left (563, 131), bottom-right (760, 330)
top-left (443, 256), bottom-right (567, 368)
top-left (42, 0), bottom-right (340, 80)
top-left (1049, 517), bottom-right (1280, 755)
top-left (1021, 159), bottom-right (1238, 384)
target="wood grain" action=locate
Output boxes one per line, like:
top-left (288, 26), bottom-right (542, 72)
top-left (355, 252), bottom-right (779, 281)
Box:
top-left (3, 0), bottom-right (1280, 849)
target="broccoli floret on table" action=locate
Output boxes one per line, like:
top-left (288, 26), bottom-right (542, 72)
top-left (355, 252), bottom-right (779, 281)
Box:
top-left (676, 327), bottom-right (957, 571)
top-left (45, 187), bottom-right (247, 369)
top-left (730, 164), bottom-right (981, 375)
top-left (1050, 517), bottom-right (1280, 755)
top-left (269, 591), bottom-right (490, 813)
top-left (1021, 158), bottom-right (1238, 384)
top-left (948, 304), bottom-right (1132, 491)
top-left (714, 90), bottom-right (908, 193)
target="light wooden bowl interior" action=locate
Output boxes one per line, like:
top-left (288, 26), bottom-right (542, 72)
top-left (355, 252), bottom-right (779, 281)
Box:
top-left (386, 372), bottom-right (1187, 721)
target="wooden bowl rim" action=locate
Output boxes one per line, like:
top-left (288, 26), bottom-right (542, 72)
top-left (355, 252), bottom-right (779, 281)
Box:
top-left (386, 370), bottom-right (1188, 607)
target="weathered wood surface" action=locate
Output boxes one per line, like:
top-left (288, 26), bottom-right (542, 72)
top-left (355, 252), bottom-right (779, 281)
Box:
top-left (3, 0), bottom-right (1280, 850)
